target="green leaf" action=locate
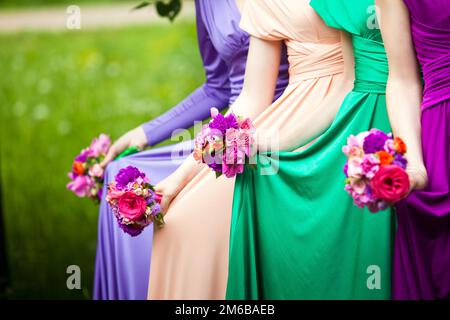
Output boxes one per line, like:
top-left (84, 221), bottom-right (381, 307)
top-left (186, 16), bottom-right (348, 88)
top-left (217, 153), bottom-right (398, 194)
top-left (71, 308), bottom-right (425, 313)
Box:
top-left (156, 0), bottom-right (182, 22)
top-left (134, 0), bottom-right (182, 22)
top-left (132, 1), bottom-right (152, 10)
top-left (215, 171), bottom-right (223, 179)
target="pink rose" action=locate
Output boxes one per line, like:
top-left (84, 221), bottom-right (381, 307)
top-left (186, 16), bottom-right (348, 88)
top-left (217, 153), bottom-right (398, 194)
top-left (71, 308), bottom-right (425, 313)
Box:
top-left (343, 135), bottom-right (365, 158)
top-left (225, 128), bottom-right (240, 144)
top-left (89, 134), bottom-right (111, 158)
top-left (349, 178), bottom-right (367, 195)
top-left (117, 192), bottom-right (147, 221)
top-left (361, 154), bottom-right (380, 179)
top-left (239, 118), bottom-right (255, 131)
top-left (226, 128), bottom-right (253, 156)
top-left (223, 140), bottom-right (246, 178)
top-left (370, 165), bottom-right (410, 203)
top-left (89, 163), bottom-right (104, 178)
top-left (67, 175), bottom-right (93, 197)
top-left (106, 184), bottom-right (125, 202)
top-left (347, 157), bottom-right (363, 177)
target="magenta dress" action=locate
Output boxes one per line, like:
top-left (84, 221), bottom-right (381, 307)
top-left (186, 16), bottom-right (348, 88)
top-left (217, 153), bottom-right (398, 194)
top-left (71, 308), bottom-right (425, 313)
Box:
top-left (394, 0), bottom-right (450, 300)
top-left (93, 0), bottom-right (288, 300)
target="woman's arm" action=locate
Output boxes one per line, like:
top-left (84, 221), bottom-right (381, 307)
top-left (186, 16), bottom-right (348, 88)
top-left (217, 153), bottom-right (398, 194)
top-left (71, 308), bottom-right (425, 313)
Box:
top-left (156, 36), bottom-right (283, 213)
top-left (229, 36), bottom-right (282, 119)
top-left (377, 0), bottom-right (427, 190)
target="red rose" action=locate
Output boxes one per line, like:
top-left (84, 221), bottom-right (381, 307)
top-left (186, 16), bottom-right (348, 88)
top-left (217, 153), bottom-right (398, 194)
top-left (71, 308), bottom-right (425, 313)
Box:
top-left (117, 192), bottom-right (147, 221)
top-left (370, 165), bottom-right (410, 203)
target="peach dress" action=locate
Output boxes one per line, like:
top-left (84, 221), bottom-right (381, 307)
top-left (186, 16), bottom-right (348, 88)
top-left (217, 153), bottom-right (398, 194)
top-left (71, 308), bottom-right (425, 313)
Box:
top-left (148, 0), bottom-right (353, 299)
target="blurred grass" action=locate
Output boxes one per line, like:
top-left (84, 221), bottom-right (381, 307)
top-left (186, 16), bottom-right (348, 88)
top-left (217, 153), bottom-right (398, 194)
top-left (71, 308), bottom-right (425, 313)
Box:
top-left (0, 0), bottom-right (127, 9)
top-left (0, 22), bottom-right (202, 299)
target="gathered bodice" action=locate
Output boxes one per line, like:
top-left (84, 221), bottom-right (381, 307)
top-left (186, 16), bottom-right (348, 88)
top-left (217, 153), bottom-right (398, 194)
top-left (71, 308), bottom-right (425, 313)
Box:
top-left (240, 0), bottom-right (345, 85)
top-left (404, 0), bottom-right (450, 110)
top-left (352, 36), bottom-right (388, 94)
top-left (286, 41), bottom-right (344, 84)
top-left (310, 0), bottom-right (388, 94)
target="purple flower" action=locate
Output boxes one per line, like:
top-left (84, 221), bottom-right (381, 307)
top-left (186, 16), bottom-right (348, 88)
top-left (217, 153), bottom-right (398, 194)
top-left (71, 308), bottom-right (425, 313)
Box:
top-left (75, 148), bottom-right (89, 162)
top-left (201, 145), bottom-right (223, 173)
top-left (118, 221), bottom-right (144, 237)
top-left (343, 163), bottom-right (349, 177)
top-left (363, 130), bottom-right (389, 154)
top-left (151, 203), bottom-right (162, 216)
top-left (208, 161), bottom-right (223, 173)
top-left (209, 113), bottom-right (238, 134)
top-left (115, 166), bottom-right (146, 189)
top-left (393, 154), bottom-right (408, 169)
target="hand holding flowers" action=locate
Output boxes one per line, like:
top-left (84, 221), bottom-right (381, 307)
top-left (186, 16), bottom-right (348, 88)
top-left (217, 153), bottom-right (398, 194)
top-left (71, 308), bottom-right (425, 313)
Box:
top-left (66, 134), bottom-right (111, 202)
top-left (107, 166), bottom-right (163, 236)
top-left (193, 108), bottom-right (255, 178)
top-left (100, 126), bottom-right (147, 168)
top-left (343, 129), bottom-right (412, 213)
top-left (67, 133), bottom-right (141, 203)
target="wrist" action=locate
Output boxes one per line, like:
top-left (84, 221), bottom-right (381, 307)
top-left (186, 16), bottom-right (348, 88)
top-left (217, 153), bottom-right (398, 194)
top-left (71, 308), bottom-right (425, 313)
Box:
top-left (139, 124), bottom-right (152, 146)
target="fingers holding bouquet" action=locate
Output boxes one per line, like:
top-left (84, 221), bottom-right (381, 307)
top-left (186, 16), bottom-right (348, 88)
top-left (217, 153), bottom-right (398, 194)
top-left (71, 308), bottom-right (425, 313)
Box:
top-left (67, 132), bottom-right (144, 203)
top-left (100, 126), bottom-right (147, 168)
top-left (193, 107), bottom-right (256, 178)
top-left (406, 165), bottom-right (428, 192)
top-left (342, 129), bottom-right (427, 213)
top-left (153, 175), bottom-right (185, 215)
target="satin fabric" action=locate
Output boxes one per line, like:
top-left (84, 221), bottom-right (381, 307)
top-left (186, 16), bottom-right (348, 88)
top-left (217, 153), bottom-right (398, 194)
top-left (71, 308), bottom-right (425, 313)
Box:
top-left (148, 0), bottom-right (351, 300)
top-left (393, 0), bottom-right (450, 300)
top-left (226, 0), bottom-right (395, 299)
top-left (93, 0), bottom-right (289, 300)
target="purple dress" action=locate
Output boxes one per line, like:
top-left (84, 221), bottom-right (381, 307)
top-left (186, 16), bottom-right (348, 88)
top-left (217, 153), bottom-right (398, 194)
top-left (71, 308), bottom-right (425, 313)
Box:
top-left (93, 0), bottom-right (289, 300)
top-left (394, 0), bottom-right (450, 300)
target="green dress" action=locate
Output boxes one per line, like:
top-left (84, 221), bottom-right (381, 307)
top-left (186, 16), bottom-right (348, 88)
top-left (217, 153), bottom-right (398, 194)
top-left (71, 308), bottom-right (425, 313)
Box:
top-left (226, 0), bottom-right (394, 300)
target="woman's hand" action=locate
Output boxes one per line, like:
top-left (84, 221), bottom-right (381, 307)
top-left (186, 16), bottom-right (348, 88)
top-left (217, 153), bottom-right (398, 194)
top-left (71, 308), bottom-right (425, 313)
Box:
top-left (407, 165), bottom-right (428, 191)
top-left (154, 154), bottom-right (203, 214)
top-left (100, 126), bottom-right (147, 168)
top-left (154, 172), bottom-right (189, 215)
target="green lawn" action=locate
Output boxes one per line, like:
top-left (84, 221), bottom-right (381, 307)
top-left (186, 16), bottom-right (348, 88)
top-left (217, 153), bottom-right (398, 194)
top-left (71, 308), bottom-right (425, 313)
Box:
top-left (0, 0), bottom-right (127, 9)
top-left (0, 22), bottom-right (203, 299)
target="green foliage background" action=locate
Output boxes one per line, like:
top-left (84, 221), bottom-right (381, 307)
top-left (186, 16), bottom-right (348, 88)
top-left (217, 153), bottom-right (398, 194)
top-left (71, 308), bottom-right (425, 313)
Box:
top-left (0, 22), bottom-right (202, 299)
top-left (0, 0), bottom-right (125, 8)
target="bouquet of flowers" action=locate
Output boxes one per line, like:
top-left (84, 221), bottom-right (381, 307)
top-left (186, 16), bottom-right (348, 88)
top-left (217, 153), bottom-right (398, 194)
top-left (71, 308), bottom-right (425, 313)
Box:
top-left (67, 134), bottom-right (140, 202)
top-left (343, 129), bottom-right (410, 212)
top-left (106, 166), bottom-right (163, 236)
top-left (67, 134), bottom-right (111, 202)
top-left (193, 108), bottom-right (255, 178)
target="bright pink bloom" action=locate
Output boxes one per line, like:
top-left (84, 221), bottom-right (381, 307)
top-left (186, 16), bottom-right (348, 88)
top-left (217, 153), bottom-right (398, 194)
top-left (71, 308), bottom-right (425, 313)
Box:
top-left (117, 192), bottom-right (148, 221)
top-left (88, 134), bottom-right (111, 157)
top-left (371, 165), bottom-right (410, 203)
top-left (66, 175), bottom-right (94, 197)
